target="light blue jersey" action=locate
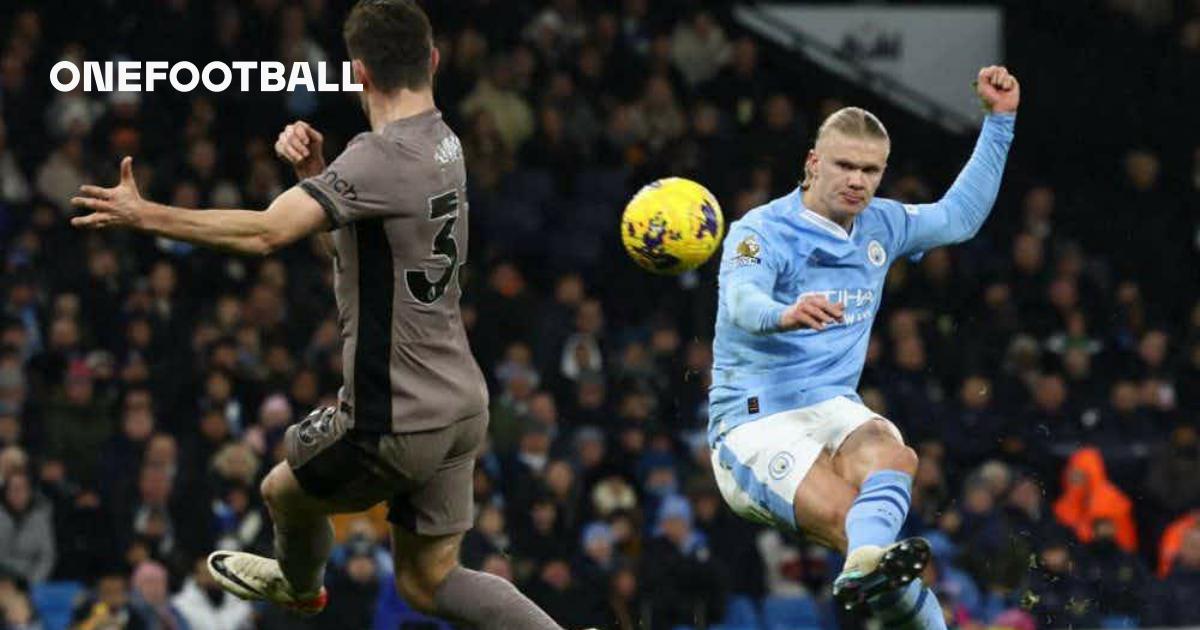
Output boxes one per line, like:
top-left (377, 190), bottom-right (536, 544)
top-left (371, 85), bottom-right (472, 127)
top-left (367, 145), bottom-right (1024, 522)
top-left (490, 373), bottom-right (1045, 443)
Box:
top-left (709, 113), bottom-right (1016, 445)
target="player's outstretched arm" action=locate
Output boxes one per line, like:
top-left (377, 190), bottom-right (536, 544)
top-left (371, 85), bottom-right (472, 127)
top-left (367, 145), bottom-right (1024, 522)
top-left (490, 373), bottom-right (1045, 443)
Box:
top-left (71, 156), bottom-right (329, 256)
top-left (894, 66), bottom-right (1019, 255)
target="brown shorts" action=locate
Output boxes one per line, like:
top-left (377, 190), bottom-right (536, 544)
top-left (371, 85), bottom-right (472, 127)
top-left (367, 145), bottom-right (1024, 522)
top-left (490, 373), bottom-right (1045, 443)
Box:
top-left (284, 406), bottom-right (486, 536)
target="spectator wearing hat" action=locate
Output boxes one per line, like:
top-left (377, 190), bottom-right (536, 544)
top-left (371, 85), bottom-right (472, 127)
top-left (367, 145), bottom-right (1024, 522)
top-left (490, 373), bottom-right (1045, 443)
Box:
top-left (641, 494), bottom-right (728, 629)
top-left (575, 521), bottom-right (616, 609)
top-left (1053, 447), bottom-right (1138, 552)
top-left (317, 535), bottom-right (383, 630)
top-left (43, 357), bottom-right (116, 484)
top-left (1146, 525), bottom-right (1200, 626)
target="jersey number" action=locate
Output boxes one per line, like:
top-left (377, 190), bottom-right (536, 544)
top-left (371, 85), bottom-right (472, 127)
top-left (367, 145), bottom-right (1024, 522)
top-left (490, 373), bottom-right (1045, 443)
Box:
top-left (406, 190), bottom-right (460, 304)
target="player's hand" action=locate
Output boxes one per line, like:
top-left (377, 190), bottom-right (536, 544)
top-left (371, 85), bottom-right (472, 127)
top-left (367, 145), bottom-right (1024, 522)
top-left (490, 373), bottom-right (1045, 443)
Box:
top-left (276, 120), bottom-right (326, 178)
top-left (974, 65), bottom-right (1019, 114)
top-left (780, 294), bottom-right (845, 331)
top-left (70, 157), bottom-right (147, 231)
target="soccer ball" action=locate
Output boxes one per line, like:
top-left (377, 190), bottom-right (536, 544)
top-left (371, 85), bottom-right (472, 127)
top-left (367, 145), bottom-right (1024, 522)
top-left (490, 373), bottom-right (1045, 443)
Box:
top-left (620, 177), bottom-right (724, 275)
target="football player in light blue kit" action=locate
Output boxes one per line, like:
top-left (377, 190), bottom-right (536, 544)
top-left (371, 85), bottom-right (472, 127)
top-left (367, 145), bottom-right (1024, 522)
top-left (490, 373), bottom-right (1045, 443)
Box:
top-left (709, 66), bottom-right (1019, 627)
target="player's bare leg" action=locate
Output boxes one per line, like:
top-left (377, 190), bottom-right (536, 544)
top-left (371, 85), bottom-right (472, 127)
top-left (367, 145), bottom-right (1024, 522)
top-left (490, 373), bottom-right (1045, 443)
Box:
top-left (207, 462), bottom-right (346, 615)
top-left (791, 450), bottom-right (855, 552)
top-left (829, 418), bottom-right (944, 629)
top-left (391, 526), bottom-right (564, 629)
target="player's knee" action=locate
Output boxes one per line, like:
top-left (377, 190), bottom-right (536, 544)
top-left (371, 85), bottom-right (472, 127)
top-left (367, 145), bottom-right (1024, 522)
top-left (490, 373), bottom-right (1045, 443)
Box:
top-left (891, 444), bottom-right (919, 476)
top-left (260, 470), bottom-right (282, 508)
top-left (259, 464), bottom-right (296, 509)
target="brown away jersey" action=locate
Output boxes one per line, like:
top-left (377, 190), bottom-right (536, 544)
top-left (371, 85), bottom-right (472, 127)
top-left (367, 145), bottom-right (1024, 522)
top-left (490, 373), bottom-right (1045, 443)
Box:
top-left (299, 109), bottom-right (487, 433)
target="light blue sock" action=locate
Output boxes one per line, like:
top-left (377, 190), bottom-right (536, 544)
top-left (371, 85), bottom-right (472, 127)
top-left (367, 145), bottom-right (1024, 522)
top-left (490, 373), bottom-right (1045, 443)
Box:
top-left (870, 579), bottom-right (948, 630)
top-left (846, 470), bottom-right (913, 552)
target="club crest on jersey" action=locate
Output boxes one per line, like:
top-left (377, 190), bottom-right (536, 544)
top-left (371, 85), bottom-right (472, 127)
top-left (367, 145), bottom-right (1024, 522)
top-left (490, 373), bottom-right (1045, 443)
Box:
top-left (867, 240), bottom-right (887, 267)
top-left (297, 407), bottom-right (336, 446)
top-left (734, 235), bottom-right (761, 266)
top-left (768, 452), bottom-right (795, 480)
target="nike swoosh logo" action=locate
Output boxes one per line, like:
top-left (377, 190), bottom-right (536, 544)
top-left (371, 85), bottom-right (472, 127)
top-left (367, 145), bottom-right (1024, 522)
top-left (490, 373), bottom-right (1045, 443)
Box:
top-left (209, 553), bottom-right (265, 598)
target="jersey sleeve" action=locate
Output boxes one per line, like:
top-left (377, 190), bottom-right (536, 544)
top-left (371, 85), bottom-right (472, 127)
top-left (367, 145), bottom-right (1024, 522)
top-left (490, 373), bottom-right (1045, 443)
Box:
top-left (718, 221), bottom-right (790, 335)
top-left (299, 133), bottom-right (398, 229)
top-left (884, 113), bottom-right (1016, 257)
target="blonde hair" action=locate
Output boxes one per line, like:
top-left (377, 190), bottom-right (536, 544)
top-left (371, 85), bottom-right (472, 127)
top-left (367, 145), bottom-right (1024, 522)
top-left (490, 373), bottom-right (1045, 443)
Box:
top-left (800, 107), bottom-right (889, 191)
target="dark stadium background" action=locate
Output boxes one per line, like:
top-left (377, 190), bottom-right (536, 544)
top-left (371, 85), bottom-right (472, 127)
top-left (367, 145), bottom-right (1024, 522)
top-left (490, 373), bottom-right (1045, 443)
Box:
top-left (0, 0), bottom-right (1196, 628)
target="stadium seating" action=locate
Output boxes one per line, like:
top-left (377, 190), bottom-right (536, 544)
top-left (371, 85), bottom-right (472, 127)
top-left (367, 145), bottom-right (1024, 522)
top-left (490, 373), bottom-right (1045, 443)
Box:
top-left (30, 581), bottom-right (85, 630)
top-left (761, 594), bottom-right (824, 630)
top-left (722, 594), bottom-right (761, 627)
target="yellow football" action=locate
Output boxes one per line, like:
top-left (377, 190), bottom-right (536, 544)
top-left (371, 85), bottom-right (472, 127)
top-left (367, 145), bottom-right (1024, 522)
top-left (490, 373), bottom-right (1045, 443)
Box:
top-left (620, 177), bottom-right (724, 275)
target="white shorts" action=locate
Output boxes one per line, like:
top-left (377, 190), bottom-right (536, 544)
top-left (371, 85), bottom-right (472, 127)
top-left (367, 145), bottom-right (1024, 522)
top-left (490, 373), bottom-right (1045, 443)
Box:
top-left (710, 396), bottom-right (903, 530)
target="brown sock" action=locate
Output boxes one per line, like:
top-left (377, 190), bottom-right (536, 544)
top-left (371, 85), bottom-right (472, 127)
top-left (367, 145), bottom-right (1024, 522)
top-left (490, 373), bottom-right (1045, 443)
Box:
top-left (433, 567), bottom-right (563, 630)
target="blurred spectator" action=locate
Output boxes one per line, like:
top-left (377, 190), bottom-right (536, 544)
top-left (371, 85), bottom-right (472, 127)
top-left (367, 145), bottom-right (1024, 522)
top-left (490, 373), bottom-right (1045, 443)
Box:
top-left (669, 11), bottom-right (731, 86)
top-left (0, 121), bottom-right (31, 207)
top-left (170, 559), bottom-right (251, 630)
top-left (130, 561), bottom-right (188, 630)
top-left (460, 56), bottom-right (535, 153)
top-left (71, 571), bottom-right (147, 630)
top-left (317, 536), bottom-right (382, 630)
top-left (641, 494), bottom-right (728, 628)
top-left (43, 358), bottom-right (116, 484)
top-left (0, 471), bottom-right (55, 583)
top-left (1079, 518), bottom-right (1148, 621)
top-left (1146, 526), bottom-right (1200, 626)
top-left (524, 558), bottom-right (594, 629)
top-left (1146, 425), bottom-right (1200, 526)
top-left (1026, 538), bottom-right (1099, 628)
top-left (1053, 447), bottom-right (1138, 552)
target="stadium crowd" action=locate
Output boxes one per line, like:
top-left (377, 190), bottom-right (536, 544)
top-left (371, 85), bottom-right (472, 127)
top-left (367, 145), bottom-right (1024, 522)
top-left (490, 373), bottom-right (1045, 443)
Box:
top-left (0, 0), bottom-right (1197, 628)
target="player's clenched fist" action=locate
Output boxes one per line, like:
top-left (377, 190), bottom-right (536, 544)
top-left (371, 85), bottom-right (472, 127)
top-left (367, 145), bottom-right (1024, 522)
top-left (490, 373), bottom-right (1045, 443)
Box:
top-left (275, 120), bottom-right (326, 178)
top-left (780, 293), bottom-right (845, 331)
top-left (975, 65), bottom-right (1019, 114)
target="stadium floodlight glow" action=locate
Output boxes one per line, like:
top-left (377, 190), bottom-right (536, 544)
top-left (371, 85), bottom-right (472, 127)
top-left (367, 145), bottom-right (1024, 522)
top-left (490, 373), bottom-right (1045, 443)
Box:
top-left (49, 60), bottom-right (363, 93)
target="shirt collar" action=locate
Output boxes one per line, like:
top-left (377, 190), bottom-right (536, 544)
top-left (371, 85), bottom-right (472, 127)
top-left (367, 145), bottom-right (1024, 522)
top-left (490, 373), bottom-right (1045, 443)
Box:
top-left (794, 191), bottom-right (854, 240)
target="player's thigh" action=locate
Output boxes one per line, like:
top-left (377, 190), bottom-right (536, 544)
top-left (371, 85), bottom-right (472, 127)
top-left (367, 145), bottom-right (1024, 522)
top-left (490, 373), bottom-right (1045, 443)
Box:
top-left (277, 406), bottom-right (402, 515)
top-left (383, 412), bottom-right (486, 538)
top-left (805, 396), bottom-right (905, 455)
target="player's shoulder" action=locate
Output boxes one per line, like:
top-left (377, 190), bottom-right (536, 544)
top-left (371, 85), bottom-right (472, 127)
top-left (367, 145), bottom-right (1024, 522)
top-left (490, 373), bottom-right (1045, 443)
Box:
top-left (337, 131), bottom-right (392, 165)
top-left (862, 196), bottom-right (920, 229)
top-left (864, 196), bottom-right (911, 217)
top-left (728, 192), bottom-right (796, 237)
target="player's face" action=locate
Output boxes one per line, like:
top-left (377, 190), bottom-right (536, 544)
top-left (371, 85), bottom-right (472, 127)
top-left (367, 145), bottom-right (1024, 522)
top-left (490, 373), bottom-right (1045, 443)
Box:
top-left (807, 131), bottom-right (889, 218)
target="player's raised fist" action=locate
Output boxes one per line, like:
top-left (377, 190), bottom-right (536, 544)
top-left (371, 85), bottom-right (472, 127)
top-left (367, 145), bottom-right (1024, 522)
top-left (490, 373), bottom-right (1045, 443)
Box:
top-left (275, 120), bottom-right (326, 178)
top-left (70, 156), bottom-right (146, 230)
top-left (975, 65), bottom-right (1019, 114)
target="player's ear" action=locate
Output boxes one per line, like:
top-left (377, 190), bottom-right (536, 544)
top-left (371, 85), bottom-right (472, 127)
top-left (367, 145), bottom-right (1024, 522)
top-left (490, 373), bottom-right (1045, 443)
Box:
top-left (351, 59), bottom-right (371, 91)
top-left (800, 149), bottom-right (817, 190)
top-left (430, 44), bottom-right (440, 78)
